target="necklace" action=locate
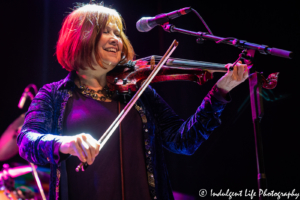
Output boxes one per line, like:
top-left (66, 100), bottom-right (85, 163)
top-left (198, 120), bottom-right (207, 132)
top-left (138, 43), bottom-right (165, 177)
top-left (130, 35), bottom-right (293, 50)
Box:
top-left (78, 84), bottom-right (114, 102)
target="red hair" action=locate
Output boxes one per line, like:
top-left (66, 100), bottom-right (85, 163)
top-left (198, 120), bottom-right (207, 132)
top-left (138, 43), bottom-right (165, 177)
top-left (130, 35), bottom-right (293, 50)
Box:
top-left (56, 4), bottom-right (135, 71)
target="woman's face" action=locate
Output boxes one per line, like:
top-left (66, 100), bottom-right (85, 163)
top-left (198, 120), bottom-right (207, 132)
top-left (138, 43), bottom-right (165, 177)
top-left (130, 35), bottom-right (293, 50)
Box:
top-left (97, 22), bottom-right (123, 69)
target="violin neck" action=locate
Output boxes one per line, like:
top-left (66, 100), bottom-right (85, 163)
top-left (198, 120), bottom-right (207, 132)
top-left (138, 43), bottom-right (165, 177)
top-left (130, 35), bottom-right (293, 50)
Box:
top-left (137, 55), bottom-right (227, 72)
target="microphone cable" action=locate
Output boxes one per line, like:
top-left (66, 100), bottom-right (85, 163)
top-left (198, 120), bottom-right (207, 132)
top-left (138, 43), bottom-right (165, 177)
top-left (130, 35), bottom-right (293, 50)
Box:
top-left (191, 8), bottom-right (213, 35)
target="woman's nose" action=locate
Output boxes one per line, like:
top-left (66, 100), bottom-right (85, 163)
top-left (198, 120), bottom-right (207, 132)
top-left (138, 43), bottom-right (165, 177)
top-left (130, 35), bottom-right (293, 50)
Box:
top-left (109, 36), bottom-right (119, 45)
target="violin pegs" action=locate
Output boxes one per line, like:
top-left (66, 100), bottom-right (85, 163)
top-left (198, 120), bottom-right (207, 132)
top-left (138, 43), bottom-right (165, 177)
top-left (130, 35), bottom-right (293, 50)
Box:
top-left (114, 77), bottom-right (118, 83)
top-left (128, 88), bottom-right (132, 95)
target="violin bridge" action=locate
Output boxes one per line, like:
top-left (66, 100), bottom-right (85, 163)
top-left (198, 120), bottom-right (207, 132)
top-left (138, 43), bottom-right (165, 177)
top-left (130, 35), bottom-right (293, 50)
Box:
top-left (150, 55), bottom-right (155, 70)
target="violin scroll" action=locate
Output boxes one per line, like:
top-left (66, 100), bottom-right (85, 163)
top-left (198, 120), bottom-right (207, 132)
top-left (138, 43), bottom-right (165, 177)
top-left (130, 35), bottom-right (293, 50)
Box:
top-left (261, 72), bottom-right (279, 89)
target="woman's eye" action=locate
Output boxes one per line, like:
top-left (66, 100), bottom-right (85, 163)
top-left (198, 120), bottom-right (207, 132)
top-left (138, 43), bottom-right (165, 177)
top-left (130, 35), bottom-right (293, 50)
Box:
top-left (102, 29), bottom-right (120, 37)
top-left (103, 29), bottom-right (109, 33)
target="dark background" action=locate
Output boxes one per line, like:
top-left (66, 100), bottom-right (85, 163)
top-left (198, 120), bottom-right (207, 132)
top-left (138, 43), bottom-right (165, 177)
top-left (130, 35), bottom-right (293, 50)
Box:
top-left (1, 0), bottom-right (299, 199)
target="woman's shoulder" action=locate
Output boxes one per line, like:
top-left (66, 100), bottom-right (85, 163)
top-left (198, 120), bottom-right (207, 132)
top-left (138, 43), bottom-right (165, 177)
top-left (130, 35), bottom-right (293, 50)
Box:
top-left (39, 72), bottom-right (75, 94)
top-left (38, 79), bottom-right (65, 94)
top-left (36, 77), bottom-right (74, 102)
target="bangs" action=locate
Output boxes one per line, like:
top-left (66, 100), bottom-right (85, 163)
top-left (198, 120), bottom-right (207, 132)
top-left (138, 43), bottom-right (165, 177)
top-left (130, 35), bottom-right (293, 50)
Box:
top-left (106, 14), bottom-right (123, 32)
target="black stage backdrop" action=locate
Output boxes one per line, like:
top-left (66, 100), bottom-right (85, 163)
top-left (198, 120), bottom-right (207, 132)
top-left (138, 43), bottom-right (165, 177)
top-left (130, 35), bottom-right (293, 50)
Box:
top-left (1, 0), bottom-right (299, 199)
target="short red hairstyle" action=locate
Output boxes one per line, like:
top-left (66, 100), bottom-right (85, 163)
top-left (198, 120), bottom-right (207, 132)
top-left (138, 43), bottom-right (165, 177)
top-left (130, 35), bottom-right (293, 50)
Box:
top-left (56, 4), bottom-right (135, 71)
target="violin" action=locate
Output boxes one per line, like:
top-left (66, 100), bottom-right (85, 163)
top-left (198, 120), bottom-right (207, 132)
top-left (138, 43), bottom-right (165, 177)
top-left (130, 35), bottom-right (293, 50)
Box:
top-left (107, 55), bottom-right (279, 97)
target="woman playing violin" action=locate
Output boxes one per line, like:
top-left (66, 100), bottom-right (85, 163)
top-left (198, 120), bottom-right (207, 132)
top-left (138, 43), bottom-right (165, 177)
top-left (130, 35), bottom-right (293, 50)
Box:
top-left (17, 3), bottom-right (248, 200)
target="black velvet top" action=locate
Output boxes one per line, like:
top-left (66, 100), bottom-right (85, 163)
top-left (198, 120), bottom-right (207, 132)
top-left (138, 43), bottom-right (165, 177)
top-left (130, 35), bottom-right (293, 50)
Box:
top-left (62, 88), bottom-right (151, 200)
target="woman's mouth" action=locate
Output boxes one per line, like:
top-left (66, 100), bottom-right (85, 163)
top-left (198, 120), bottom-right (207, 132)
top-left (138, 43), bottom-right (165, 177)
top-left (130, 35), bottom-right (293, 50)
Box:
top-left (104, 48), bottom-right (117, 53)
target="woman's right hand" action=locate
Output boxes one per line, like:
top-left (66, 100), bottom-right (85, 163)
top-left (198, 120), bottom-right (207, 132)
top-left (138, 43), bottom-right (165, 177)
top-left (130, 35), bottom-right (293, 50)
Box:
top-left (59, 133), bottom-right (100, 165)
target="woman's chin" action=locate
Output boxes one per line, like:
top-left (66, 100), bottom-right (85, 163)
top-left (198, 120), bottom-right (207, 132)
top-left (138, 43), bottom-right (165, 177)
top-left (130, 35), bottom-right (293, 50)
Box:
top-left (102, 59), bottom-right (120, 68)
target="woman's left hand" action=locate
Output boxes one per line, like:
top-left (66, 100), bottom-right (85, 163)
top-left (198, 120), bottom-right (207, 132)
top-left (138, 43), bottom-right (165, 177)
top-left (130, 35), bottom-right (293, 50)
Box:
top-left (216, 61), bottom-right (249, 95)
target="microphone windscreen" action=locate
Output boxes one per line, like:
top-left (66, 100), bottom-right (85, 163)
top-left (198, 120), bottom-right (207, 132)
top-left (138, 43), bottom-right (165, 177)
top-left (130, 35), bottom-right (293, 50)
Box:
top-left (136, 17), bottom-right (153, 32)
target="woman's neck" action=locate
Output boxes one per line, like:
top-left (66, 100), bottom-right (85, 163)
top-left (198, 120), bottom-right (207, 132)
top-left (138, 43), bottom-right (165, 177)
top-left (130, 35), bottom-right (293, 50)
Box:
top-left (76, 69), bottom-right (107, 91)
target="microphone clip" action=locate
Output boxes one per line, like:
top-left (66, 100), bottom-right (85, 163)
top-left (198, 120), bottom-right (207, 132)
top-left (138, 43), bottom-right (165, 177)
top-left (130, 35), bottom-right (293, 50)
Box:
top-left (161, 23), bottom-right (174, 33)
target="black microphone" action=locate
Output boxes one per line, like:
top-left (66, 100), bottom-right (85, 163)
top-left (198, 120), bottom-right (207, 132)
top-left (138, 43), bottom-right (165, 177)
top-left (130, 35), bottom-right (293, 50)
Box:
top-left (136, 7), bottom-right (192, 32)
top-left (18, 84), bottom-right (37, 109)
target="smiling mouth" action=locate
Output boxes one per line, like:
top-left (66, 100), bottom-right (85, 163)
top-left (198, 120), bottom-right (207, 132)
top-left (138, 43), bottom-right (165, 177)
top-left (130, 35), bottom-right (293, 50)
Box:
top-left (104, 48), bottom-right (117, 53)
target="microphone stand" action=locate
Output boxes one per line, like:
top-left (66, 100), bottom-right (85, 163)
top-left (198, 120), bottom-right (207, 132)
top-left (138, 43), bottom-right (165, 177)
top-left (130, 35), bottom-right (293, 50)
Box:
top-left (161, 23), bottom-right (293, 199)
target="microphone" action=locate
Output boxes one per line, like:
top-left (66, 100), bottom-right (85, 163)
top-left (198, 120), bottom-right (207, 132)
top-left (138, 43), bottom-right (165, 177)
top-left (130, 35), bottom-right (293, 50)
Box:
top-left (18, 84), bottom-right (37, 109)
top-left (136, 7), bottom-right (192, 32)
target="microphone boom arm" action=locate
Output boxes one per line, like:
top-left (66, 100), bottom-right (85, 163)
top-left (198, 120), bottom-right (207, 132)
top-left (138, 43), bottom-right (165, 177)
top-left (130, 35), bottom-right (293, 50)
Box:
top-left (161, 23), bottom-right (293, 59)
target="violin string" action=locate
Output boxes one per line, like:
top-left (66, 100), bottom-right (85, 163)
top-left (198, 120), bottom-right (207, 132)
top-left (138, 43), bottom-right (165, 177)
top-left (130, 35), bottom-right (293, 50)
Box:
top-left (140, 55), bottom-right (216, 64)
top-left (139, 55), bottom-right (199, 63)
top-left (138, 55), bottom-right (226, 69)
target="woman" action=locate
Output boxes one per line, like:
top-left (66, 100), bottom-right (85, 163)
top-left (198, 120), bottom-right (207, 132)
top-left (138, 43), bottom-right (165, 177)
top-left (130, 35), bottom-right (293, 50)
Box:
top-left (17, 3), bottom-right (248, 200)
